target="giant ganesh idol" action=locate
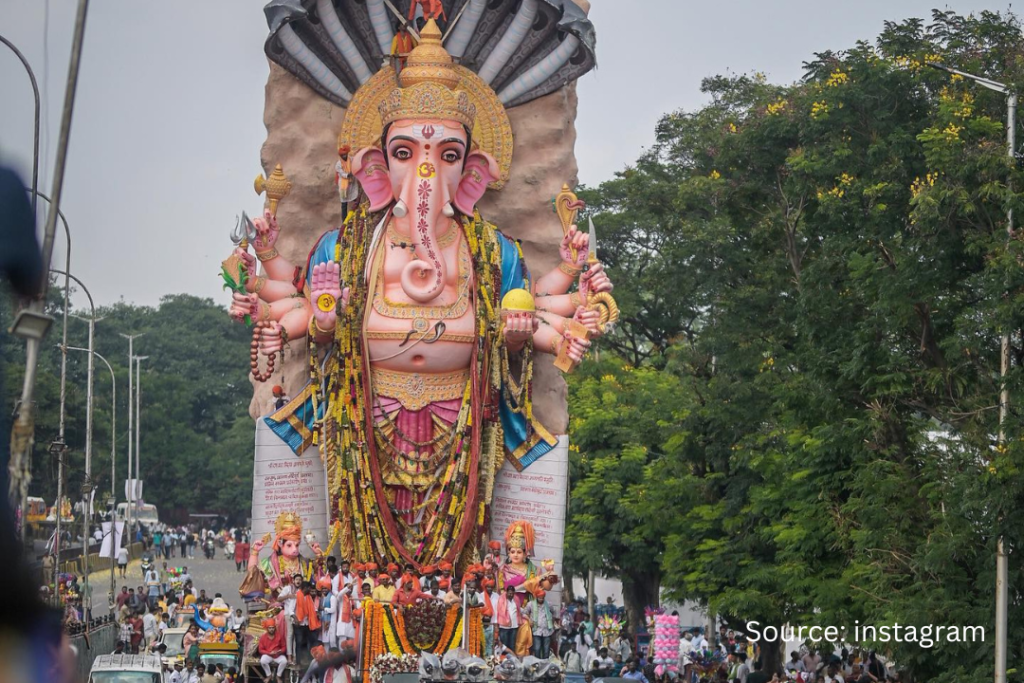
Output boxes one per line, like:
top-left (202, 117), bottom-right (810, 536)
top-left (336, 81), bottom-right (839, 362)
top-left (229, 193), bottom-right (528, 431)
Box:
top-left (228, 1), bottom-right (608, 572)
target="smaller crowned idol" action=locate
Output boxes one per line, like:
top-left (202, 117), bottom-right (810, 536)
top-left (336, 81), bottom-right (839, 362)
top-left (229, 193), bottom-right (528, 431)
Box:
top-left (497, 520), bottom-right (559, 606)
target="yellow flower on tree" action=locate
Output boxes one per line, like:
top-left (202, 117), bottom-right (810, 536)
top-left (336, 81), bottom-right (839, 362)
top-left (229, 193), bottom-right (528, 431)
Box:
top-left (826, 69), bottom-right (849, 87)
top-left (766, 98), bottom-right (788, 116)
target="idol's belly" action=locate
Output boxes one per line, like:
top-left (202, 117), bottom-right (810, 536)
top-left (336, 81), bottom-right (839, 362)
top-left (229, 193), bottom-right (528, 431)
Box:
top-left (364, 306), bottom-right (476, 373)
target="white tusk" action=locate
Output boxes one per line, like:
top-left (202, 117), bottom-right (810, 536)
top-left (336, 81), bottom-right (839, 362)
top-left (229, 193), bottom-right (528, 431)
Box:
top-left (442, 202), bottom-right (455, 217)
top-left (393, 200), bottom-right (408, 218)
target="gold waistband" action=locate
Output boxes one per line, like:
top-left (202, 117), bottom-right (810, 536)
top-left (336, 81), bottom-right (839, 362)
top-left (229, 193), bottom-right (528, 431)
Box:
top-left (365, 329), bottom-right (476, 344)
top-left (371, 367), bottom-right (470, 411)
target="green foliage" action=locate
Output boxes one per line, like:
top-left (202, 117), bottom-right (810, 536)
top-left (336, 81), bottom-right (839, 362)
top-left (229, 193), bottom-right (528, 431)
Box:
top-left (1, 287), bottom-right (254, 522)
top-left (568, 9), bottom-right (1024, 681)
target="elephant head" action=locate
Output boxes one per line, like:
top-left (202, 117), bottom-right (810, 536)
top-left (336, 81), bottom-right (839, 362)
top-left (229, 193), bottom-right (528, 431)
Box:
top-left (352, 119), bottom-right (499, 303)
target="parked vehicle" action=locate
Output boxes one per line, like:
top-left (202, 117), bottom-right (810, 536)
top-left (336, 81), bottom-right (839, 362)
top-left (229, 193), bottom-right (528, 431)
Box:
top-left (88, 653), bottom-right (161, 683)
top-left (153, 627), bottom-right (189, 668)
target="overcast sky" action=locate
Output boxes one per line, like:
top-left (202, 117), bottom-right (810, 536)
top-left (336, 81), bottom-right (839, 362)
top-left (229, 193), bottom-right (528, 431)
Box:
top-left (0, 0), bottom-right (1004, 309)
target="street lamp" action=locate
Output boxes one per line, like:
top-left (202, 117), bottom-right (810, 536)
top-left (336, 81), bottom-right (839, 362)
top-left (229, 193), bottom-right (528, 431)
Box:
top-left (134, 355), bottom-right (149, 507)
top-left (51, 269), bottom-right (95, 609)
top-left (927, 61), bottom-right (1015, 683)
top-left (119, 333), bottom-right (145, 538)
top-left (66, 346), bottom-right (116, 604)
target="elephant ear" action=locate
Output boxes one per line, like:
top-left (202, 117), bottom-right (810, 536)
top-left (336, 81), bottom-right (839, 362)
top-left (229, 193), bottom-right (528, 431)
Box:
top-left (454, 151), bottom-right (499, 215)
top-left (352, 147), bottom-right (393, 212)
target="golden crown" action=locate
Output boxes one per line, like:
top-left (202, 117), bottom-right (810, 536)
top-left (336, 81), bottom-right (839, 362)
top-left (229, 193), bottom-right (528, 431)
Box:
top-left (507, 525), bottom-right (526, 550)
top-left (378, 19), bottom-right (476, 129)
top-left (274, 510), bottom-right (302, 537)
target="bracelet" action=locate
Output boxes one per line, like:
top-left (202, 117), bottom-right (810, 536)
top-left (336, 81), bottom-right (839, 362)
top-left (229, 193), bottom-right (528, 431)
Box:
top-left (258, 301), bottom-right (271, 322)
top-left (549, 335), bottom-right (563, 355)
top-left (254, 275), bottom-right (268, 294)
top-left (256, 248), bottom-right (279, 262)
top-left (314, 319), bottom-right (334, 335)
top-left (569, 291), bottom-right (585, 308)
top-left (558, 262), bottom-right (583, 277)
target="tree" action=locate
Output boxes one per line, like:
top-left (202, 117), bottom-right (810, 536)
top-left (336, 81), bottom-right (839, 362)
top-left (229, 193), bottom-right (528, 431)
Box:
top-left (1, 287), bottom-right (255, 523)
top-left (572, 10), bottom-right (1024, 681)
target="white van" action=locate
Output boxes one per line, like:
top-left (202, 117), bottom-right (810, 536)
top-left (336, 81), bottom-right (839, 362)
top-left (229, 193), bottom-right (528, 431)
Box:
top-left (88, 653), bottom-right (162, 683)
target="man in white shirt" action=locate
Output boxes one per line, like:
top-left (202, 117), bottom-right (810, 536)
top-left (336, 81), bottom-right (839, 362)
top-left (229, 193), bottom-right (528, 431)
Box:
top-left (691, 629), bottom-right (708, 652)
top-left (564, 643), bottom-right (583, 672)
top-left (583, 645), bottom-right (599, 672)
top-left (593, 647), bottom-right (614, 675)
top-left (495, 586), bottom-right (520, 653)
top-left (142, 606), bottom-right (159, 648)
top-left (278, 573), bottom-right (301, 662)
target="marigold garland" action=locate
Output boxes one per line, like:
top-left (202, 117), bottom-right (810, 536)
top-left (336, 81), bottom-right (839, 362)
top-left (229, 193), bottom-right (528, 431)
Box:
top-left (313, 206), bottom-right (537, 569)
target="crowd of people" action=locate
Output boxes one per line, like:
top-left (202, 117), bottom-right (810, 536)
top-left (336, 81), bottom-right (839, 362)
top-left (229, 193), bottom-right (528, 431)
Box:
top-left (97, 526), bottom-right (895, 683)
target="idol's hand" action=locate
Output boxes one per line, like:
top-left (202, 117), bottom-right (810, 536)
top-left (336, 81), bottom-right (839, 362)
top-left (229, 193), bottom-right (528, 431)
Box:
top-left (251, 538), bottom-right (266, 556)
top-left (310, 541), bottom-right (323, 556)
top-left (258, 321), bottom-right (285, 355)
top-left (502, 311), bottom-right (539, 348)
top-left (563, 331), bottom-right (591, 363)
top-left (230, 292), bottom-right (258, 323)
top-left (579, 263), bottom-right (613, 302)
top-left (310, 262), bottom-right (348, 334)
top-left (573, 306), bottom-right (602, 336)
top-left (253, 209), bottom-right (281, 253)
top-left (559, 224), bottom-right (589, 267)
top-left (237, 249), bottom-right (258, 287)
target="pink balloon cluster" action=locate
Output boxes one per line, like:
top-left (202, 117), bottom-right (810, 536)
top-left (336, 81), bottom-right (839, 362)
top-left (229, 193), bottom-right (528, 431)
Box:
top-left (652, 613), bottom-right (680, 676)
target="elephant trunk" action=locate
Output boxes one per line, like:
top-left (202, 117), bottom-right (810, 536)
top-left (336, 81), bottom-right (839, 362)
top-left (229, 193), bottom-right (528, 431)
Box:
top-left (399, 176), bottom-right (449, 303)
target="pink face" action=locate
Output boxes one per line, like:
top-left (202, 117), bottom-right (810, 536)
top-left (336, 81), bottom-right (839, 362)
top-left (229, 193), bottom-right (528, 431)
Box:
top-left (352, 119), bottom-right (499, 215)
top-left (385, 119), bottom-right (467, 204)
top-left (280, 539), bottom-right (300, 560)
top-left (508, 547), bottom-right (525, 564)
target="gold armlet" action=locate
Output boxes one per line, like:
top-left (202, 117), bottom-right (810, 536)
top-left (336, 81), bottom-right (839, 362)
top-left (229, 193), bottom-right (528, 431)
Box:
top-left (314, 319), bottom-right (334, 335)
top-left (256, 248), bottom-right (279, 262)
top-left (569, 291), bottom-right (584, 308)
top-left (258, 301), bottom-right (271, 322)
top-left (549, 335), bottom-right (563, 355)
top-left (254, 275), bottom-right (268, 294)
top-left (558, 262), bottom-right (583, 277)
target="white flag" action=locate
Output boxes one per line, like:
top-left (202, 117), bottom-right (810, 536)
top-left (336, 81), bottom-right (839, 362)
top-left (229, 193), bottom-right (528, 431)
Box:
top-left (99, 521), bottom-right (124, 558)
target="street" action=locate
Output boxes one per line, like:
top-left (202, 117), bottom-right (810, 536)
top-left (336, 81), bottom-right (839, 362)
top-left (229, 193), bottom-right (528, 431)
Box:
top-left (164, 550), bottom-right (246, 607)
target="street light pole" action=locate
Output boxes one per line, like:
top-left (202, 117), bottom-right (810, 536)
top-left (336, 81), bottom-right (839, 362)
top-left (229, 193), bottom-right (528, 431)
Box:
top-left (119, 334), bottom-right (144, 544)
top-left (29, 190), bottom-right (73, 596)
top-left (928, 62), bottom-right (1015, 683)
top-left (134, 356), bottom-right (149, 508)
top-left (51, 270), bottom-right (96, 616)
top-left (66, 347), bottom-right (116, 607)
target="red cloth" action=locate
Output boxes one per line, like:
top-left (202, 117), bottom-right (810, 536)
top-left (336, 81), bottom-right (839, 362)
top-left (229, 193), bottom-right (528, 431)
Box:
top-left (258, 628), bottom-right (287, 658)
top-left (129, 616), bottom-right (144, 646)
top-left (234, 542), bottom-right (249, 563)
